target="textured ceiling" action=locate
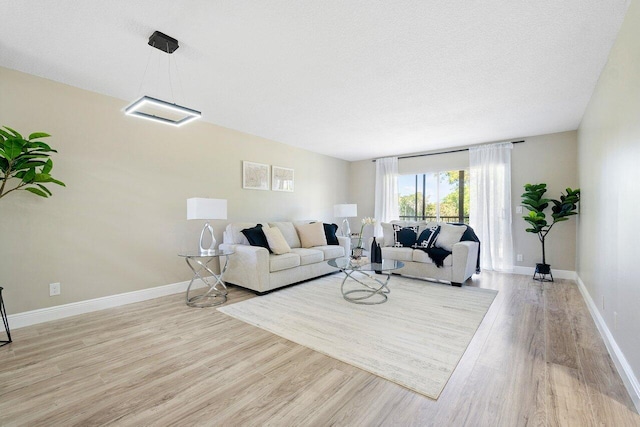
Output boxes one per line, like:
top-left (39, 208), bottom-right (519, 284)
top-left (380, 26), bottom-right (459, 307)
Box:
top-left (0, 1), bottom-right (630, 161)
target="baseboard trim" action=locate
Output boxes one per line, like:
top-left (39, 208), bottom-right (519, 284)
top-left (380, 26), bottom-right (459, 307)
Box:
top-left (7, 280), bottom-right (193, 330)
top-left (512, 266), bottom-right (577, 280)
top-left (576, 275), bottom-right (640, 413)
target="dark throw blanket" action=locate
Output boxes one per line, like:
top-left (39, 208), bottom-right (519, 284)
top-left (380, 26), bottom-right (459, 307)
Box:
top-left (418, 224), bottom-right (481, 273)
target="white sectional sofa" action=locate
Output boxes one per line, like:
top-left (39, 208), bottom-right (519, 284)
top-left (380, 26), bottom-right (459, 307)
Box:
top-left (379, 221), bottom-right (480, 286)
top-left (219, 221), bottom-right (349, 293)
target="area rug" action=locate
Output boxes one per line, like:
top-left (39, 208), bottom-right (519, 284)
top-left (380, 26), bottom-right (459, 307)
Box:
top-left (218, 274), bottom-right (497, 399)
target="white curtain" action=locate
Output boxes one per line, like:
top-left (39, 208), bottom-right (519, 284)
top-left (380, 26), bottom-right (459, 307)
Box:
top-left (374, 157), bottom-right (399, 236)
top-left (469, 142), bottom-right (514, 272)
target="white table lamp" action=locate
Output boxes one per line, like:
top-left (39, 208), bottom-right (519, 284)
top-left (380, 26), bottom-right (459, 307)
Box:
top-left (334, 204), bottom-right (357, 237)
top-left (187, 198), bottom-right (227, 253)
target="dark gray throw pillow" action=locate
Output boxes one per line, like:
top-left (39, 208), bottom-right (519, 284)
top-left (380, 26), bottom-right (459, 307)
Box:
top-left (241, 224), bottom-right (272, 253)
top-left (323, 223), bottom-right (339, 245)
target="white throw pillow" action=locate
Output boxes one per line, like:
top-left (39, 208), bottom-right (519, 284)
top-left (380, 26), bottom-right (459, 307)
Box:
top-left (381, 222), bottom-right (395, 247)
top-left (263, 226), bottom-right (292, 254)
top-left (294, 222), bottom-right (327, 248)
top-left (434, 223), bottom-right (466, 252)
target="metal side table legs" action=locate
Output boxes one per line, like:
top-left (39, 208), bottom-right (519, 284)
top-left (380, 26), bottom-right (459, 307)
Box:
top-left (0, 287), bottom-right (12, 347)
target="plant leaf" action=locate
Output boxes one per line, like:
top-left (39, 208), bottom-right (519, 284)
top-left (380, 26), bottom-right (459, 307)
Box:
top-left (2, 126), bottom-right (23, 139)
top-left (3, 139), bottom-right (24, 160)
top-left (28, 132), bottom-right (50, 140)
top-left (36, 184), bottom-right (52, 196)
top-left (24, 187), bottom-right (49, 197)
top-left (42, 158), bottom-right (53, 174)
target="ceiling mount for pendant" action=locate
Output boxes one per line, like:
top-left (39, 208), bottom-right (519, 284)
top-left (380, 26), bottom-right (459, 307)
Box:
top-left (148, 31), bottom-right (179, 54)
top-left (124, 30), bottom-right (201, 127)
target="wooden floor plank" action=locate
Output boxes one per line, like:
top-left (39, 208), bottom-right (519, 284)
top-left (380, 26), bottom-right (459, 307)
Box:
top-left (0, 271), bottom-right (638, 426)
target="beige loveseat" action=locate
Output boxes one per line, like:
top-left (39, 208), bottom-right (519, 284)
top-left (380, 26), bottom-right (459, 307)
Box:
top-left (379, 221), bottom-right (479, 286)
top-left (219, 221), bottom-right (349, 293)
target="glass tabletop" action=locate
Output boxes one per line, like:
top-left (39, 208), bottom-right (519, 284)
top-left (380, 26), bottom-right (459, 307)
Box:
top-left (178, 250), bottom-right (234, 258)
top-left (328, 257), bottom-right (404, 272)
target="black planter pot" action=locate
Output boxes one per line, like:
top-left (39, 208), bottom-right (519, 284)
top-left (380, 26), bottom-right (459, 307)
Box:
top-left (533, 263), bottom-right (554, 282)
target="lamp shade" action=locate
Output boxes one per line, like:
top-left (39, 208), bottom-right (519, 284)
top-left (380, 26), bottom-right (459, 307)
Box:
top-left (334, 204), bottom-right (357, 218)
top-left (187, 198), bottom-right (227, 220)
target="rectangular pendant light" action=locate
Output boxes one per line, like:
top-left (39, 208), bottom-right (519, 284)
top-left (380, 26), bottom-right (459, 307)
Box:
top-left (125, 95), bottom-right (202, 127)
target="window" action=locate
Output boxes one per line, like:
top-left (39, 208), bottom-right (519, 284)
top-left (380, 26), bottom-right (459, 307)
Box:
top-left (398, 170), bottom-right (469, 224)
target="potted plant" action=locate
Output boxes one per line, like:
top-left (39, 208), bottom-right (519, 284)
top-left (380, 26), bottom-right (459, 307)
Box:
top-left (352, 217), bottom-right (375, 259)
top-left (0, 126), bottom-right (65, 199)
top-left (521, 183), bottom-right (580, 281)
top-left (0, 125), bottom-right (65, 346)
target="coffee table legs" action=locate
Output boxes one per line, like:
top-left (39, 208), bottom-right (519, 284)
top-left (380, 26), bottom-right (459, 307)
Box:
top-left (340, 269), bottom-right (391, 305)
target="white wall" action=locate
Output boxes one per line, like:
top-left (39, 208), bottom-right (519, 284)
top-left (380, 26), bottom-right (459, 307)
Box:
top-left (577, 0), bottom-right (640, 387)
top-left (0, 67), bottom-right (349, 314)
top-left (348, 131), bottom-right (578, 271)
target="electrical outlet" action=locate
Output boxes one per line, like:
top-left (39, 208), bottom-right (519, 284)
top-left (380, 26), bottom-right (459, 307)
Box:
top-left (516, 206), bottom-right (523, 214)
top-left (602, 295), bottom-right (605, 310)
top-left (614, 312), bottom-right (618, 330)
top-left (49, 282), bottom-right (61, 296)
top-left (517, 254), bottom-right (523, 262)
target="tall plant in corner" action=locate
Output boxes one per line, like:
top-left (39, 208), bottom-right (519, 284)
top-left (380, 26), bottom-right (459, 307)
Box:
top-left (0, 126), bottom-right (65, 200)
top-left (521, 183), bottom-right (580, 280)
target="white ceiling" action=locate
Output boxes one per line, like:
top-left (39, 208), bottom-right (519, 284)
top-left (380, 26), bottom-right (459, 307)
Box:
top-left (0, 1), bottom-right (630, 161)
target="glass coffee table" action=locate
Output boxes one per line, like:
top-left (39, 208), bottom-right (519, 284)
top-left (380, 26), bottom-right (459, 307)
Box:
top-left (328, 257), bottom-right (405, 305)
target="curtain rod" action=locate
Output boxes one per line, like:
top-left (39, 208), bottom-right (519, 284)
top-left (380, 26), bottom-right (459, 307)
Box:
top-left (371, 140), bottom-right (525, 162)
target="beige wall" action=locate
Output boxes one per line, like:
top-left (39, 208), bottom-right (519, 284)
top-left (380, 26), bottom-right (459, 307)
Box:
top-left (577, 0), bottom-right (640, 380)
top-left (348, 131), bottom-right (578, 271)
top-left (0, 67), bottom-right (349, 314)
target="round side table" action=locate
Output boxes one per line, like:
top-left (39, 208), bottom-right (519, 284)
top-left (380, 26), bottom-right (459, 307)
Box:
top-left (178, 250), bottom-right (234, 308)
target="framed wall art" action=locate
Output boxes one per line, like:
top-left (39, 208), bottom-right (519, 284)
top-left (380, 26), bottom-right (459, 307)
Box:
top-left (242, 161), bottom-right (270, 190)
top-left (272, 166), bottom-right (294, 192)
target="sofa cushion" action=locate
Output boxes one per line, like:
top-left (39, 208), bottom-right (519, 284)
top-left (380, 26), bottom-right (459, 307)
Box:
top-left (313, 245), bottom-right (345, 260)
top-left (269, 253), bottom-right (300, 272)
top-left (295, 222), bottom-right (328, 248)
top-left (435, 224), bottom-right (467, 252)
top-left (381, 246), bottom-right (414, 262)
top-left (225, 222), bottom-right (259, 245)
top-left (263, 226), bottom-right (291, 255)
top-left (290, 248), bottom-right (324, 265)
top-left (241, 224), bottom-right (272, 253)
top-left (323, 223), bottom-right (340, 245)
top-left (268, 222), bottom-right (301, 248)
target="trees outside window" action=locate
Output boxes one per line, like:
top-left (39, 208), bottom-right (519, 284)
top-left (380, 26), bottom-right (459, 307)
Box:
top-left (398, 170), bottom-right (469, 224)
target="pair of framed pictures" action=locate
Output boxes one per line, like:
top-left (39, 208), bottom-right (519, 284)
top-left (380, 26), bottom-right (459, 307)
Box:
top-left (242, 161), bottom-right (294, 192)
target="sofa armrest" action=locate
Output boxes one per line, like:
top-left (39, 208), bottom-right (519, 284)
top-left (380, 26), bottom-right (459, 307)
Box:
top-left (451, 241), bottom-right (479, 284)
top-left (337, 236), bottom-right (351, 256)
top-left (219, 243), bottom-right (270, 292)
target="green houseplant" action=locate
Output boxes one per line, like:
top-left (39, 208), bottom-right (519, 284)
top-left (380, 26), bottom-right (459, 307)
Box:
top-left (0, 126), bottom-right (65, 346)
top-left (521, 183), bottom-right (580, 281)
top-left (0, 126), bottom-right (65, 200)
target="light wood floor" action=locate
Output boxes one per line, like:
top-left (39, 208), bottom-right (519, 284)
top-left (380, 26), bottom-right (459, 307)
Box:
top-left (1, 272), bottom-right (638, 426)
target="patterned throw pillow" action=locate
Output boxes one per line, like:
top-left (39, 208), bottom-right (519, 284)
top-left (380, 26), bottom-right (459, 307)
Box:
top-left (414, 226), bottom-right (440, 249)
top-left (393, 224), bottom-right (418, 247)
